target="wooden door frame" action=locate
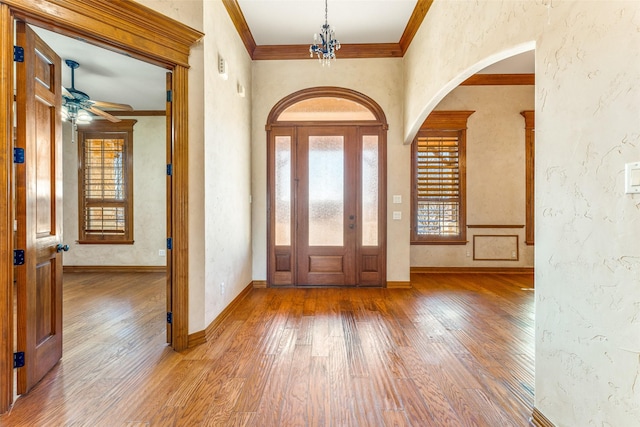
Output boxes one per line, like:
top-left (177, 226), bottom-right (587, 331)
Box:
top-left (266, 87), bottom-right (388, 287)
top-left (0, 0), bottom-right (203, 413)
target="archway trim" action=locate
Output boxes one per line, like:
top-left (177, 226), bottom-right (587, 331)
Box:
top-left (267, 86), bottom-right (388, 130)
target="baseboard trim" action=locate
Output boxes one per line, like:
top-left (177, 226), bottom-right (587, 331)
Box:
top-left (530, 408), bottom-right (555, 427)
top-left (63, 265), bottom-right (167, 273)
top-left (187, 330), bottom-right (206, 348)
top-left (387, 281), bottom-right (412, 289)
top-left (411, 267), bottom-right (533, 274)
top-left (187, 282), bottom-right (253, 348)
top-left (252, 280), bottom-right (267, 288)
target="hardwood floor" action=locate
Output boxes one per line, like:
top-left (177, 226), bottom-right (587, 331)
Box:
top-left (0, 272), bottom-right (534, 426)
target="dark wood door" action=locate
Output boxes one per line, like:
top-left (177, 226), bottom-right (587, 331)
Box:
top-left (15, 22), bottom-right (64, 394)
top-left (268, 123), bottom-right (386, 288)
top-left (296, 126), bottom-right (358, 286)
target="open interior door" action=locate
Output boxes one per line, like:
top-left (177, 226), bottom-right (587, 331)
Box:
top-left (14, 22), bottom-right (64, 394)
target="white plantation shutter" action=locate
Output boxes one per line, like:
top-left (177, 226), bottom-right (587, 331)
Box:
top-left (77, 120), bottom-right (136, 243)
top-left (415, 133), bottom-right (460, 237)
top-left (83, 138), bottom-right (127, 237)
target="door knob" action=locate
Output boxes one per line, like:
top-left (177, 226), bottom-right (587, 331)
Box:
top-left (56, 244), bottom-right (70, 252)
top-left (349, 224), bottom-right (355, 229)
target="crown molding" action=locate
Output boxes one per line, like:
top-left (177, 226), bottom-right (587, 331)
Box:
top-left (108, 110), bottom-right (166, 117)
top-left (222, 0), bottom-right (256, 58)
top-left (399, 0), bottom-right (434, 54)
top-left (253, 43), bottom-right (402, 61)
top-left (224, 0), bottom-right (428, 60)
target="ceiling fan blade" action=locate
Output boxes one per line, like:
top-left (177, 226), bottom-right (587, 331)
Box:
top-left (88, 106), bottom-right (121, 123)
top-left (62, 86), bottom-right (73, 98)
top-left (91, 100), bottom-right (134, 111)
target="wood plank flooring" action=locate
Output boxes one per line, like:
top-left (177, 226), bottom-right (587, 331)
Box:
top-left (0, 272), bottom-right (534, 426)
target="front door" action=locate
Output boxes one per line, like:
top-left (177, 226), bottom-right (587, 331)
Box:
top-left (296, 126), bottom-right (357, 286)
top-left (15, 22), bottom-right (64, 394)
top-left (267, 90), bottom-right (387, 288)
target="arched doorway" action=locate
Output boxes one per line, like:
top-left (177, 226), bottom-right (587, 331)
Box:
top-left (266, 87), bottom-right (388, 287)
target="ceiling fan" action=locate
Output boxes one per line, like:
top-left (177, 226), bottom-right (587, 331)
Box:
top-left (61, 59), bottom-right (133, 132)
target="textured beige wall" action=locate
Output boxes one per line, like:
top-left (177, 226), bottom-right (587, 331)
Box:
top-left (405, 1), bottom-right (640, 425)
top-left (133, 0), bottom-right (207, 332)
top-left (134, 0), bottom-right (253, 333)
top-left (62, 116), bottom-right (166, 266)
top-left (128, 1), bottom-right (640, 423)
top-left (201, 0), bottom-right (253, 329)
top-left (251, 58), bottom-right (409, 282)
top-left (411, 85), bottom-right (535, 268)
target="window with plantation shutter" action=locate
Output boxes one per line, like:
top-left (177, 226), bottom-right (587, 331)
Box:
top-left (411, 111), bottom-right (473, 244)
top-left (77, 120), bottom-right (136, 244)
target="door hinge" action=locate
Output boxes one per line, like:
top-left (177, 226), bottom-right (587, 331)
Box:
top-left (167, 312), bottom-right (173, 324)
top-left (166, 237), bottom-right (173, 250)
top-left (166, 164), bottom-right (172, 176)
top-left (13, 147), bottom-right (25, 164)
top-left (13, 249), bottom-right (25, 266)
top-left (13, 352), bottom-right (25, 368)
top-left (13, 46), bottom-right (24, 63)
top-left (166, 90), bottom-right (172, 102)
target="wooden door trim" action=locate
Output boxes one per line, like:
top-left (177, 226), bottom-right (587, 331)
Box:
top-left (170, 65), bottom-right (190, 351)
top-left (0, 3), bottom-right (14, 415)
top-left (1, 0), bottom-right (201, 68)
top-left (0, 0), bottom-right (202, 413)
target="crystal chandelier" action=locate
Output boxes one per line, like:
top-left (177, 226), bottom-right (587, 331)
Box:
top-left (309, 0), bottom-right (341, 66)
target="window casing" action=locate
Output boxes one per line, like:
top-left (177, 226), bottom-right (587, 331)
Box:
top-left (77, 120), bottom-right (136, 244)
top-left (411, 111), bottom-right (473, 244)
top-left (521, 111), bottom-right (535, 245)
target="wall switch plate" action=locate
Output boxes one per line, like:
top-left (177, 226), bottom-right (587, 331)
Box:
top-left (392, 211), bottom-right (402, 220)
top-left (393, 195), bottom-right (402, 204)
top-left (625, 162), bottom-right (640, 194)
top-left (218, 54), bottom-right (228, 80)
top-left (158, 249), bottom-right (166, 257)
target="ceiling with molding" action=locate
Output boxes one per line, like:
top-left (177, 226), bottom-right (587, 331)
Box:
top-left (237, 0), bottom-right (418, 45)
top-left (30, 1), bottom-right (534, 112)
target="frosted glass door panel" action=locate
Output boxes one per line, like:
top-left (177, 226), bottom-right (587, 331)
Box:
top-left (362, 136), bottom-right (379, 246)
top-left (275, 136), bottom-right (291, 246)
top-left (308, 136), bottom-right (344, 246)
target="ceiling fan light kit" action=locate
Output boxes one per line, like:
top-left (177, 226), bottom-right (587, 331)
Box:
top-left (61, 59), bottom-right (133, 142)
top-left (309, 0), bottom-right (340, 66)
